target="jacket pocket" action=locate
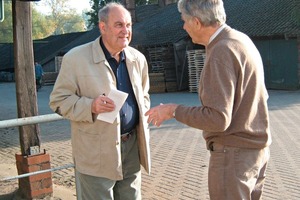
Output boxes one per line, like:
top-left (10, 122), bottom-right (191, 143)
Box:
top-left (73, 128), bottom-right (101, 171)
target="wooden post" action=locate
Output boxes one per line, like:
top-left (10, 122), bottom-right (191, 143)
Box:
top-left (12, 1), bottom-right (53, 198)
top-left (12, 0), bottom-right (40, 156)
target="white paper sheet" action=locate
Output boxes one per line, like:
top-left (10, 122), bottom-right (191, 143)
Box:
top-left (97, 89), bottom-right (128, 124)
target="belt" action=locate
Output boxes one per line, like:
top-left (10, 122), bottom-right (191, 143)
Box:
top-left (121, 129), bottom-right (135, 143)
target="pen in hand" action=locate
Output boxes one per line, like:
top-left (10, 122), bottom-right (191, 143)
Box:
top-left (102, 93), bottom-right (107, 104)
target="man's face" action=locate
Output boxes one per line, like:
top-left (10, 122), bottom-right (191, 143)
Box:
top-left (181, 13), bottom-right (206, 45)
top-left (99, 6), bottom-right (132, 54)
top-left (181, 14), bottom-right (198, 43)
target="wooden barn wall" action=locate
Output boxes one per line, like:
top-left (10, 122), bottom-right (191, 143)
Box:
top-left (254, 38), bottom-right (299, 90)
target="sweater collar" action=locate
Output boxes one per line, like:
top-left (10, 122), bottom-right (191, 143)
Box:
top-left (208, 24), bottom-right (227, 44)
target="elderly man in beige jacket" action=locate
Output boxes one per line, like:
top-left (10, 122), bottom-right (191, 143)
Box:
top-left (49, 2), bottom-right (150, 200)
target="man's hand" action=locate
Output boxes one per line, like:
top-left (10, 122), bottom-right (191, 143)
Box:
top-left (91, 95), bottom-right (115, 114)
top-left (145, 103), bottom-right (178, 127)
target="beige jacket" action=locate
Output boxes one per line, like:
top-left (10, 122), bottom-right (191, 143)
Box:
top-left (49, 37), bottom-right (151, 180)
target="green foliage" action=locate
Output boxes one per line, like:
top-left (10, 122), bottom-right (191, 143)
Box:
top-left (0, 1), bottom-right (13, 42)
top-left (86, 0), bottom-right (120, 29)
top-left (40, 0), bottom-right (86, 35)
top-left (0, 0), bottom-right (87, 43)
top-left (86, 0), bottom-right (100, 29)
top-left (32, 7), bottom-right (55, 39)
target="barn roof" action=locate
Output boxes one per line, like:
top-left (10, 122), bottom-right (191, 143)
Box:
top-left (132, 0), bottom-right (300, 46)
top-left (1, 0), bottom-right (299, 70)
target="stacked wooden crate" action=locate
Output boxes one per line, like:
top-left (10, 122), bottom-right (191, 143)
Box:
top-left (187, 49), bottom-right (206, 93)
top-left (149, 73), bottom-right (166, 93)
top-left (148, 47), bottom-right (165, 73)
top-left (147, 45), bottom-right (177, 93)
top-left (55, 56), bottom-right (63, 72)
top-left (163, 45), bottom-right (177, 92)
top-left (43, 72), bottom-right (58, 85)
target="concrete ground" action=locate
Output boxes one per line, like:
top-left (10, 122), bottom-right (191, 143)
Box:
top-left (0, 82), bottom-right (300, 199)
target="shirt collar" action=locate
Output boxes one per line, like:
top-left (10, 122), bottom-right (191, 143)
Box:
top-left (208, 24), bottom-right (227, 44)
top-left (100, 37), bottom-right (125, 62)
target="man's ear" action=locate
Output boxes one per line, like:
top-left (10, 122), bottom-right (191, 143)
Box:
top-left (99, 22), bottom-right (105, 33)
top-left (193, 17), bottom-right (202, 30)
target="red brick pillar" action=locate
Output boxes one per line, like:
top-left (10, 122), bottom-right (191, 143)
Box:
top-left (15, 152), bottom-right (53, 199)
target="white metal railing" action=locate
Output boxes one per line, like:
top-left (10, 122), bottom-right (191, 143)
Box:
top-left (0, 113), bottom-right (71, 182)
top-left (1, 163), bottom-right (74, 181)
top-left (0, 113), bottom-right (81, 198)
top-left (0, 113), bottom-right (63, 129)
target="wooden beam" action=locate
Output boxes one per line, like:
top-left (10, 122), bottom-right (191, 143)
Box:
top-left (12, 0), bottom-right (40, 156)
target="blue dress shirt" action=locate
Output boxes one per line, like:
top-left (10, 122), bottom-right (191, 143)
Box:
top-left (100, 38), bottom-right (139, 134)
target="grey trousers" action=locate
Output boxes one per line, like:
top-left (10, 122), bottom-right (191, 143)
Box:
top-left (77, 131), bottom-right (141, 200)
top-left (208, 143), bottom-right (270, 200)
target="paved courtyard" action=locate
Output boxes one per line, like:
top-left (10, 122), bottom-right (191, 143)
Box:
top-left (0, 82), bottom-right (300, 199)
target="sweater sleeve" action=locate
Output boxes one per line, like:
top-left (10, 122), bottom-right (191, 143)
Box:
top-left (175, 49), bottom-right (237, 132)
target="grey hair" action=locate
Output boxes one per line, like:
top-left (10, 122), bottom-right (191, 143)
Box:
top-left (98, 2), bottom-right (129, 23)
top-left (177, 0), bottom-right (226, 26)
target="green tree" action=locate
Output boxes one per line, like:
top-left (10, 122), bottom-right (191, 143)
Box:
top-left (0, 1), bottom-right (52, 42)
top-left (0, 0), bottom-right (86, 43)
top-left (32, 6), bottom-right (55, 39)
top-left (41, 0), bottom-right (86, 35)
top-left (86, 0), bottom-right (110, 29)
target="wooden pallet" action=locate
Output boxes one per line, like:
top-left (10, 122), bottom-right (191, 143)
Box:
top-left (149, 73), bottom-right (166, 93)
top-left (187, 50), bottom-right (206, 93)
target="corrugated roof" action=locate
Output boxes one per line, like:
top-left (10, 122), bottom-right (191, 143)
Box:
top-left (0, 30), bottom-right (99, 70)
top-left (59, 28), bottom-right (100, 54)
top-left (224, 0), bottom-right (300, 37)
top-left (132, 3), bottom-right (186, 46)
top-left (33, 31), bottom-right (87, 65)
top-left (135, 4), bottom-right (162, 22)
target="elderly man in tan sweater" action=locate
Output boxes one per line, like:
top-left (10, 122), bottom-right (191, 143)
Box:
top-left (146, 0), bottom-right (271, 200)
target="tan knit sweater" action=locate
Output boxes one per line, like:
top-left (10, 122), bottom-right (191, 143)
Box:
top-left (175, 26), bottom-right (272, 149)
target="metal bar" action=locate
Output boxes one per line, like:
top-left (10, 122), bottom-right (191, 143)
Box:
top-left (0, 163), bottom-right (75, 181)
top-left (0, 113), bottom-right (64, 129)
top-left (0, 113), bottom-right (78, 194)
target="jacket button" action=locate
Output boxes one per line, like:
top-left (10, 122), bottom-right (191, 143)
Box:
top-left (116, 141), bottom-right (120, 145)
